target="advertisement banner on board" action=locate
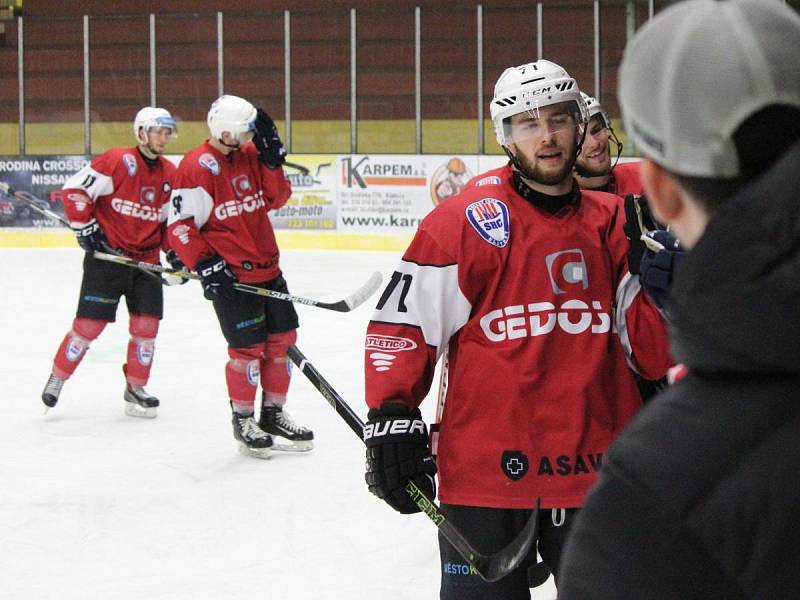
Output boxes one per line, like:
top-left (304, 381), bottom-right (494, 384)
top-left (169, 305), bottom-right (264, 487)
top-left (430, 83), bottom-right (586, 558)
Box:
top-left (336, 154), bottom-right (481, 233)
top-left (0, 155), bottom-right (90, 226)
top-left (0, 153), bottom-right (515, 234)
top-left (269, 156), bottom-right (337, 230)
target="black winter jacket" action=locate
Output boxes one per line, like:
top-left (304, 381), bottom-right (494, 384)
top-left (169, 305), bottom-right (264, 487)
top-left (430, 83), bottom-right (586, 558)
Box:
top-left (558, 143), bottom-right (800, 599)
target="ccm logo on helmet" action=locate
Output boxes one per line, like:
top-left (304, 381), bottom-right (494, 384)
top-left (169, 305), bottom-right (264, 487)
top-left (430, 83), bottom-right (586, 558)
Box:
top-left (480, 299), bottom-right (610, 342)
top-left (363, 418), bottom-right (426, 441)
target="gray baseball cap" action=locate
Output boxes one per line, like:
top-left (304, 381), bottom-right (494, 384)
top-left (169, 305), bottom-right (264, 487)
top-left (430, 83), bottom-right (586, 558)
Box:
top-left (618, 0), bottom-right (800, 177)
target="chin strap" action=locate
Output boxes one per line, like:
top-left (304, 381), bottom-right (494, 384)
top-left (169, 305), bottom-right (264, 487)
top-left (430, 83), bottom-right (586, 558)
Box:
top-left (609, 127), bottom-right (624, 171)
top-left (503, 146), bottom-right (536, 180)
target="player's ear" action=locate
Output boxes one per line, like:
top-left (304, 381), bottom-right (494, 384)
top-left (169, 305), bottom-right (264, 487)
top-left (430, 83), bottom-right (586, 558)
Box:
top-left (640, 159), bottom-right (683, 224)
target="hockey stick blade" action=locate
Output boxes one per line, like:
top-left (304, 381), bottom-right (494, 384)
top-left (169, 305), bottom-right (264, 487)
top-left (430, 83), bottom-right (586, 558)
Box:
top-left (93, 252), bottom-right (382, 312)
top-left (284, 161), bottom-right (310, 175)
top-left (287, 344), bottom-right (540, 582)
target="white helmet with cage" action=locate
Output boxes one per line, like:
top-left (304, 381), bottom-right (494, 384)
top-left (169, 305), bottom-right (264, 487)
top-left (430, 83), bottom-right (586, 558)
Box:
top-left (491, 60), bottom-right (588, 147)
top-left (207, 94), bottom-right (257, 142)
top-left (580, 92), bottom-right (611, 130)
top-left (133, 107), bottom-right (177, 144)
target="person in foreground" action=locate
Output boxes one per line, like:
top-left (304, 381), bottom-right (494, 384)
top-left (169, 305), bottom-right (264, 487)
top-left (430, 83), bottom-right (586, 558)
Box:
top-left (361, 59), bottom-right (671, 598)
top-left (558, 1), bottom-right (800, 598)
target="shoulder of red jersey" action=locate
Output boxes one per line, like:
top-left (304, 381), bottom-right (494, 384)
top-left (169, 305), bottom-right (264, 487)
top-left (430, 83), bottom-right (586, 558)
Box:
top-left (465, 164), bottom-right (511, 189)
top-left (419, 174), bottom-right (513, 254)
top-left (612, 161), bottom-right (644, 197)
top-left (174, 144), bottom-right (223, 183)
top-left (88, 147), bottom-right (140, 178)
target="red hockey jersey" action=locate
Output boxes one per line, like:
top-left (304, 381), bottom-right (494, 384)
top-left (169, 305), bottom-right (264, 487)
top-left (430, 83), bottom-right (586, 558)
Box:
top-left (62, 147), bottom-right (176, 263)
top-left (610, 160), bottom-right (643, 197)
top-left (166, 142), bottom-right (291, 283)
top-left (365, 164), bottom-right (671, 510)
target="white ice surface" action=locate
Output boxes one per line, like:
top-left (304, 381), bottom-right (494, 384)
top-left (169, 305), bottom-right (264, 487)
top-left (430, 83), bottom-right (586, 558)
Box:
top-left (0, 247), bottom-right (556, 600)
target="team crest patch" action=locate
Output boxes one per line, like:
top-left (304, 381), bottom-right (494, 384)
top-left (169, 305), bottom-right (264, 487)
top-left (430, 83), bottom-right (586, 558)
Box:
top-left (140, 186), bottom-right (156, 204)
top-left (465, 198), bottom-right (510, 248)
top-left (65, 339), bottom-right (85, 362)
top-left (232, 174), bottom-right (252, 197)
top-left (122, 153), bottom-right (138, 176)
top-left (246, 361), bottom-right (260, 386)
top-left (199, 153), bottom-right (221, 176)
top-left (474, 175), bottom-right (501, 187)
top-left (137, 341), bottom-right (154, 366)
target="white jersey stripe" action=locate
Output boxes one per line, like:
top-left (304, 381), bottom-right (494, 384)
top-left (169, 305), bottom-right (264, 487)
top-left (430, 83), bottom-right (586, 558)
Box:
top-left (371, 259), bottom-right (471, 361)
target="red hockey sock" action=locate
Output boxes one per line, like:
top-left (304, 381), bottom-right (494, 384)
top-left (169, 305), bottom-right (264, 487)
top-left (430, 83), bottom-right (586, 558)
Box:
top-left (226, 344), bottom-right (263, 414)
top-left (261, 330), bottom-right (297, 406)
top-left (52, 317), bottom-right (108, 379)
top-left (124, 313), bottom-right (160, 386)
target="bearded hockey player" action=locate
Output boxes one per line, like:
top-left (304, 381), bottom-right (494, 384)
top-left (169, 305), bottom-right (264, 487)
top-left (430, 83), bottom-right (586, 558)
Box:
top-left (574, 92), bottom-right (643, 197)
top-left (362, 60), bottom-right (671, 598)
top-left (41, 107), bottom-right (178, 418)
top-left (167, 94), bottom-right (313, 459)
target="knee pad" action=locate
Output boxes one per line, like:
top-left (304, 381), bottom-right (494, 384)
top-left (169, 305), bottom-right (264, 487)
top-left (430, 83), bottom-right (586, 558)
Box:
top-left (73, 317), bottom-right (108, 341)
top-left (261, 330), bottom-right (296, 401)
top-left (67, 317), bottom-right (108, 360)
top-left (228, 345), bottom-right (263, 388)
top-left (129, 313), bottom-right (160, 339)
top-left (53, 318), bottom-right (109, 378)
top-left (128, 314), bottom-right (160, 368)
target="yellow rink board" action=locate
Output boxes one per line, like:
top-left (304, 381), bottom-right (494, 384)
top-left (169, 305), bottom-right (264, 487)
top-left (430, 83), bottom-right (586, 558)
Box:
top-left (0, 228), bottom-right (412, 252)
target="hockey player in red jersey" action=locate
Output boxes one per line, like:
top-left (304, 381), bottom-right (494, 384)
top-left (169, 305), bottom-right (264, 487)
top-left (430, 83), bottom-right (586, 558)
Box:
top-left (167, 94), bottom-right (313, 459)
top-left (41, 107), bottom-right (178, 418)
top-left (362, 60), bottom-right (671, 598)
top-left (576, 92), bottom-right (669, 403)
top-left (574, 92), bottom-right (643, 197)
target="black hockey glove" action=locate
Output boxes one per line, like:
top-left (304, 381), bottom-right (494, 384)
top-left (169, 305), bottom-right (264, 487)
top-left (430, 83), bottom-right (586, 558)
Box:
top-left (72, 218), bottom-right (108, 253)
top-left (164, 249), bottom-right (189, 285)
top-left (253, 108), bottom-right (287, 170)
top-left (639, 230), bottom-right (685, 310)
top-left (364, 402), bottom-right (437, 515)
top-left (196, 254), bottom-right (237, 301)
top-left (623, 194), bottom-right (662, 275)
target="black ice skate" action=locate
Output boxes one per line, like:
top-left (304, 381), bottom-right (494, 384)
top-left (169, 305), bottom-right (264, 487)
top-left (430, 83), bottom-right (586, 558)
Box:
top-left (259, 404), bottom-right (314, 452)
top-left (123, 383), bottom-right (159, 418)
top-left (41, 373), bottom-right (65, 410)
top-left (232, 413), bottom-right (273, 459)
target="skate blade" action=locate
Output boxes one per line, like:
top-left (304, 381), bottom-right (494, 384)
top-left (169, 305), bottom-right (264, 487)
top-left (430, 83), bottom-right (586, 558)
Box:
top-left (124, 403), bottom-right (157, 419)
top-left (270, 438), bottom-right (314, 453)
top-left (238, 444), bottom-right (272, 460)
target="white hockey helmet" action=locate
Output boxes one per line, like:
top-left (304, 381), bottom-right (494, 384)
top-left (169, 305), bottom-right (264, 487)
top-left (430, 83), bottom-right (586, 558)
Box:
top-left (207, 94), bottom-right (257, 141)
top-left (491, 60), bottom-right (588, 147)
top-left (580, 92), bottom-right (611, 130)
top-left (133, 107), bottom-right (177, 144)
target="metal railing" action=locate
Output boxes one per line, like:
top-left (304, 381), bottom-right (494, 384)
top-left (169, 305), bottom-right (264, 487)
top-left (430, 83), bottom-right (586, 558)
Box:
top-left (3, 1), bottom-right (793, 156)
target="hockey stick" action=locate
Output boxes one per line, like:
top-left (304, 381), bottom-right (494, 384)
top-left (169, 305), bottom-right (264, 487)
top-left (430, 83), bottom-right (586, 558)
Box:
top-left (284, 161), bottom-right (310, 175)
top-left (93, 251), bottom-right (383, 312)
top-left (0, 182), bottom-right (172, 286)
top-left (286, 344), bottom-right (540, 583)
